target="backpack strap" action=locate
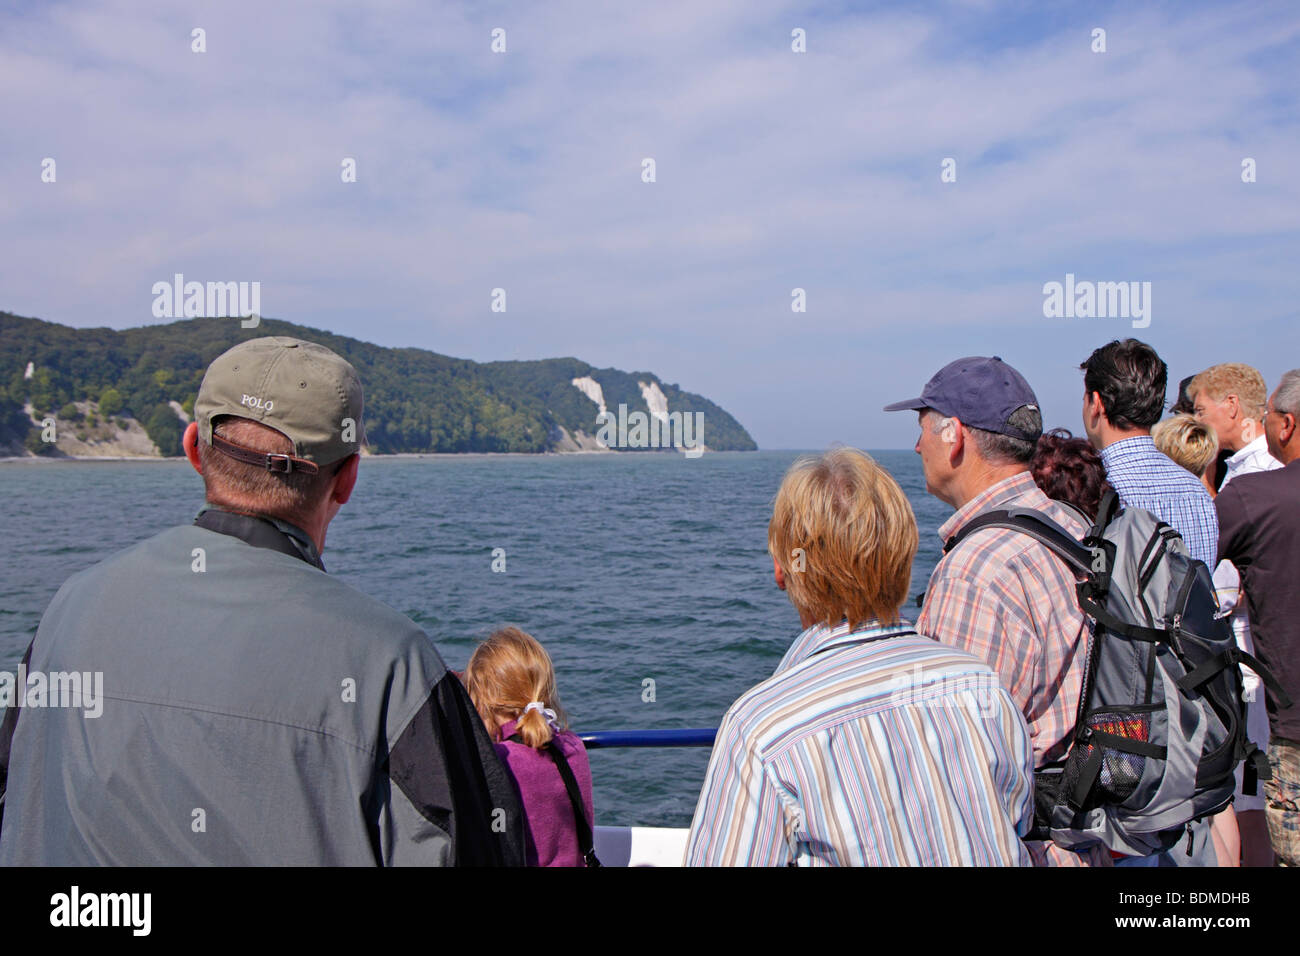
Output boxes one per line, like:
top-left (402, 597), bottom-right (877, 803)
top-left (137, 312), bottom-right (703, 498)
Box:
top-left (545, 740), bottom-right (600, 868)
top-left (1074, 586), bottom-right (1176, 644)
top-left (1241, 743), bottom-right (1270, 796)
top-left (1084, 490), bottom-right (1124, 596)
top-left (1091, 488), bottom-right (1123, 537)
top-left (1177, 646), bottom-right (1294, 709)
top-left (944, 507), bottom-right (1094, 575)
top-left (509, 732), bottom-right (600, 868)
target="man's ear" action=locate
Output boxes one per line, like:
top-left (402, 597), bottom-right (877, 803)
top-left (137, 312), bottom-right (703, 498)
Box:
top-left (1084, 391), bottom-right (1101, 421)
top-left (773, 555), bottom-right (786, 591)
top-left (331, 453), bottom-right (360, 505)
top-left (946, 416), bottom-right (965, 466)
top-left (182, 422), bottom-right (203, 475)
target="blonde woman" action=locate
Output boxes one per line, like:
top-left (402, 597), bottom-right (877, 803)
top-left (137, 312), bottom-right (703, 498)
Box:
top-left (1152, 414), bottom-right (1220, 499)
top-left (686, 447), bottom-right (1034, 866)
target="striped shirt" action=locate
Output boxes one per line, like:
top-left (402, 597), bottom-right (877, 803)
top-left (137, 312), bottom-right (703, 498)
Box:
top-left (684, 620), bottom-right (1034, 867)
top-left (916, 471), bottom-right (1108, 867)
top-left (1099, 435), bottom-right (1218, 567)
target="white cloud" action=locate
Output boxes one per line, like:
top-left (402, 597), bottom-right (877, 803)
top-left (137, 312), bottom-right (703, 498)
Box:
top-left (1, 0), bottom-right (1297, 448)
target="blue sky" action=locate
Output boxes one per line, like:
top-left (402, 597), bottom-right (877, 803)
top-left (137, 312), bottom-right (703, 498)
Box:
top-left (2, 0), bottom-right (1298, 448)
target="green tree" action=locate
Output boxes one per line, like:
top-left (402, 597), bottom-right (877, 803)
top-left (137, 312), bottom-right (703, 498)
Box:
top-left (143, 403), bottom-right (183, 456)
top-left (98, 387), bottom-right (124, 417)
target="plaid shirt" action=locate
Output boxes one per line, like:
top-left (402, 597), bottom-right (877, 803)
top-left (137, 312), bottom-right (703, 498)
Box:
top-left (917, 471), bottom-right (1108, 867)
top-left (1099, 435), bottom-right (1218, 567)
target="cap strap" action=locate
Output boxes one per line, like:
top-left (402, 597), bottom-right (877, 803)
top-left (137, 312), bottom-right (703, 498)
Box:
top-left (209, 432), bottom-right (320, 475)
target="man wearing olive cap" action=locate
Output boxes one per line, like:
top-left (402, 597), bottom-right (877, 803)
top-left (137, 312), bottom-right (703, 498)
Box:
top-left (884, 356), bottom-right (1103, 867)
top-left (0, 336), bottom-right (526, 866)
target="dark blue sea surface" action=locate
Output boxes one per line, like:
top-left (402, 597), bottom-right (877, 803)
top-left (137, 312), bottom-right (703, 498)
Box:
top-left (0, 450), bottom-right (954, 827)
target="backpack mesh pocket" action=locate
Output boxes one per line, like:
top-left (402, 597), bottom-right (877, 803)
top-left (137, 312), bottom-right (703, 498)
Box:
top-left (1063, 710), bottom-right (1152, 805)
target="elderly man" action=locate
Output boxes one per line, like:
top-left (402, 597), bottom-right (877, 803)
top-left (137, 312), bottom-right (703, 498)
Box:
top-left (1191, 363), bottom-right (1281, 486)
top-left (686, 447), bottom-right (1034, 866)
top-left (1216, 369), bottom-right (1300, 867)
top-left (1188, 362), bottom-right (1281, 865)
top-left (0, 336), bottom-right (525, 865)
top-left (885, 356), bottom-right (1101, 866)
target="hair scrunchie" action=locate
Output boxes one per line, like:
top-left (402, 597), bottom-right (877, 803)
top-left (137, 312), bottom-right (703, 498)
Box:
top-left (522, 700), bottom-right (559, 730)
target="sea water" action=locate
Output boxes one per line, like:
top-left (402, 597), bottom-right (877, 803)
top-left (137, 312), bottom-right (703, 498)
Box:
top-left (0, 450), bottom-right (953, 826)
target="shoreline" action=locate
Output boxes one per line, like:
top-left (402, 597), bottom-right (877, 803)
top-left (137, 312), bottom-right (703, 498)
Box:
top-left (0, 448), bottom-right (762, 465)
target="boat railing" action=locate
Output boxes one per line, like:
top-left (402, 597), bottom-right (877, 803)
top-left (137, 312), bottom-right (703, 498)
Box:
top-left (578, 728), bottom-right (716, 749)
top-left (578, 728), bottom-right (717, 867)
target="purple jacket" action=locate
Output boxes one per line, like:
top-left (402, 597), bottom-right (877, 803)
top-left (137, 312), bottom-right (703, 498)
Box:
top-left (496, 720), bottom-right (595, 867)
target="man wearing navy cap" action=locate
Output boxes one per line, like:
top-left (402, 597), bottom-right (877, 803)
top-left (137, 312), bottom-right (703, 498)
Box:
top-left (885, 356), bottom-right (1103, 867)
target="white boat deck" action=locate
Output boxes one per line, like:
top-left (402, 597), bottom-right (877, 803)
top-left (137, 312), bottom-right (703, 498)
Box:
top-left (592, 826), bottom-right (688, 867)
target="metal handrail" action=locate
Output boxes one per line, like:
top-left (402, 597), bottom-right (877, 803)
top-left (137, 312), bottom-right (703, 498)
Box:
top-left (578, 728), bottom-right (717, 749)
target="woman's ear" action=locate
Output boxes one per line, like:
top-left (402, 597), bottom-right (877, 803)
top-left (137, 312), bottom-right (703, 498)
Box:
top-left (773, 555), bottom-right (786, 591)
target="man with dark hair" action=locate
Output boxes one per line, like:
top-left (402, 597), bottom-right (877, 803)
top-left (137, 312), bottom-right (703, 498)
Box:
top-left (885, 357), bottom-right (1103, 867)
top-left (0, 336), bottom-right (526, 865)
top-left (1080, 339), bottom-right (1218, 567)
top-left (1079, 339), bottom-right (1223, 865)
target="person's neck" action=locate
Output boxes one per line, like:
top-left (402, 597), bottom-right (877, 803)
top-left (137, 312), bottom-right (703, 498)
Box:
top-left (948, 463), bottom-right (1028, 511)
top-left (296, 510), bottom-right (329, 555)
top-left (1097, 424), bottom-right (1149, 451)
top-left (1225, 429), bottom-right (1261, 456)
top-left (211, 502), bottom-right (328, 555)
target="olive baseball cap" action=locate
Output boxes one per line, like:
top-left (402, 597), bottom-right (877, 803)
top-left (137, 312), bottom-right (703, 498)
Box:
top-left (883, 355), bottom-right (1042, 442)
top-left (195, 337), bottom-right (365, 469)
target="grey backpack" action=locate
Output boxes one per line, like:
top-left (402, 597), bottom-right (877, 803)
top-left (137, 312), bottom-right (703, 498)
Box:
top-left (946, 490), bottom-right (1290, 857)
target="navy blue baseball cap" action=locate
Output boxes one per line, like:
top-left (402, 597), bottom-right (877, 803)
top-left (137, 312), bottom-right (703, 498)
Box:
top-left (883, 356), bottom-right (1042, 441)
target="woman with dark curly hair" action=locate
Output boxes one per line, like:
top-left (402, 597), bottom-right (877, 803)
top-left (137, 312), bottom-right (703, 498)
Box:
top-left (1030, 428), bottom-right (1113, 521)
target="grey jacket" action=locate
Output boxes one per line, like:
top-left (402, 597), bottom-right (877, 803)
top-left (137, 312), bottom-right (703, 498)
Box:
top-left (0, 510), bottom-right (526, 865)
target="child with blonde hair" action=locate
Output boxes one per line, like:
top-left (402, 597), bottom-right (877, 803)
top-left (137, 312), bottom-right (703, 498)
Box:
top-left (464, 626), bottom-right (597, 867)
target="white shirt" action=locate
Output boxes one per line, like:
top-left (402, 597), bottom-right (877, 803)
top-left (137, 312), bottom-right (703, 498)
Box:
top-left (1222, 434), bottom-right (1281, 488)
